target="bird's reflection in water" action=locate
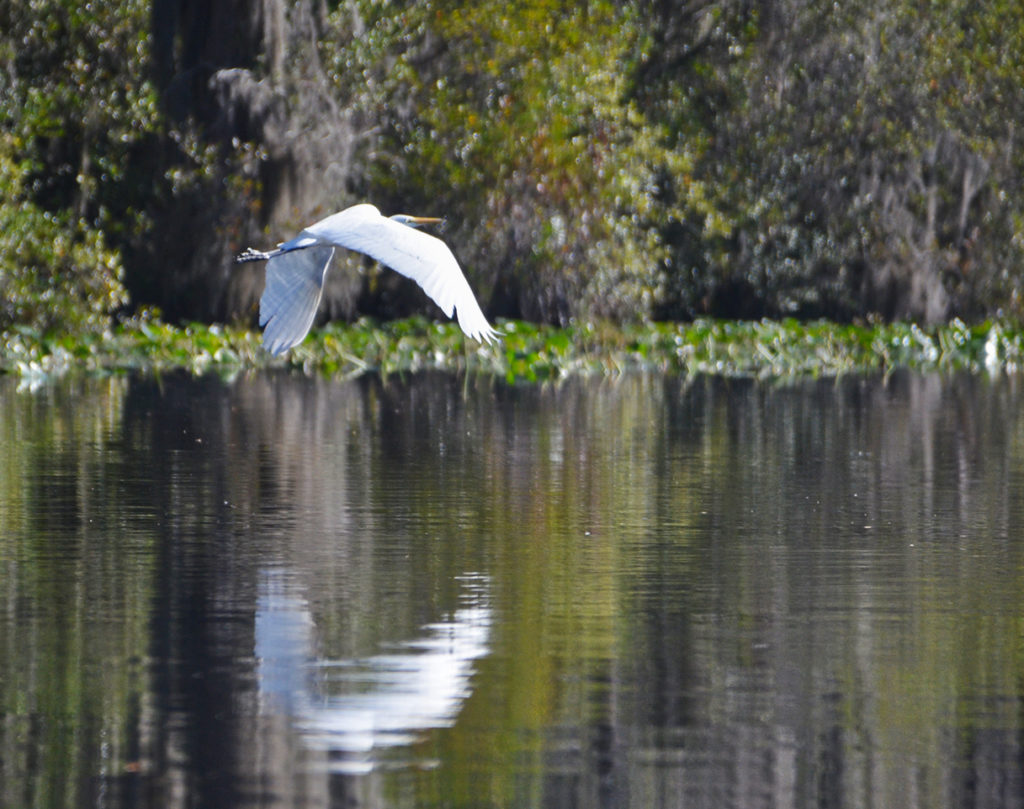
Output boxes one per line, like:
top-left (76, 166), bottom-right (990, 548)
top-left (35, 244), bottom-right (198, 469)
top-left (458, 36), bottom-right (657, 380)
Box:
top-left (255, 570), bottom-right (492, 774)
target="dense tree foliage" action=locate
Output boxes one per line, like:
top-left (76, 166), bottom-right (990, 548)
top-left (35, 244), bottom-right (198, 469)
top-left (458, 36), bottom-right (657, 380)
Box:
top-left (0, 0), bottom-right (153, 333)
top-left (325, 0), bottom-right (702, 324)
top-left (641, 0), bottom-right (1024, 322)
top-left (1, 0), bottom-right (1022, 333)
top-left (0, 146), bottom-right (127, 334)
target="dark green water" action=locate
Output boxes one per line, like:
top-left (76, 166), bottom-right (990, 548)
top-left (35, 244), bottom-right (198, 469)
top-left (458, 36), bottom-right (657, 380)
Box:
top-left (1, 369), bottom-right (1023, 809)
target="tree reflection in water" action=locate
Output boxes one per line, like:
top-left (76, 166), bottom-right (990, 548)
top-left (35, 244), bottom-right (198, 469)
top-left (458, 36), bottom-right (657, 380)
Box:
top-left (2, 370), bottom-right (1024, 809)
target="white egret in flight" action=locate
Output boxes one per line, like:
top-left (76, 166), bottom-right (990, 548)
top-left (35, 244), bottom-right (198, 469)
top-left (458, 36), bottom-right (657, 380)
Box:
top-left (237, 204), bottom-right (498, 355)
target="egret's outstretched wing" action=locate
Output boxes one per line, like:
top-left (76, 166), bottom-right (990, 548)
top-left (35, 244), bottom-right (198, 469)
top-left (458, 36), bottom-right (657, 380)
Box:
top-left (304, 205), bottom-right (498, 344)
top-left (259, 246), bottom-right (335, 355)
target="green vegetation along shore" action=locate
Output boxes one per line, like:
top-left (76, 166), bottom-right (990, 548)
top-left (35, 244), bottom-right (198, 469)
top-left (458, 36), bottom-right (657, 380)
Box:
top-left (2, 318), bottom-right (1019, 384)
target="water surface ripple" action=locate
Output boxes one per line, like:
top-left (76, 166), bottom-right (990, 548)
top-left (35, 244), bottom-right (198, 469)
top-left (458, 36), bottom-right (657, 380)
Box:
top-left (0, 370), bottom-right (1022, 808)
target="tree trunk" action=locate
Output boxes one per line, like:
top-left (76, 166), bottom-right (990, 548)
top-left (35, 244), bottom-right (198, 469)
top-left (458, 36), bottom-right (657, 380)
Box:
top-left (134, 0), bottom-right (360, 324)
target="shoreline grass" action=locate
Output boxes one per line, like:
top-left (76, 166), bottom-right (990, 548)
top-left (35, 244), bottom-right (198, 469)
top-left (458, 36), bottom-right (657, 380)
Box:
top-left (1, 316), bottom-right (1020, 383)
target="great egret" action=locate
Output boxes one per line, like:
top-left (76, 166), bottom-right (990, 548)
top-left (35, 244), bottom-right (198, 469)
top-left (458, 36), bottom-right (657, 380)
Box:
top-left (237, 203), bottom-right (498, 355)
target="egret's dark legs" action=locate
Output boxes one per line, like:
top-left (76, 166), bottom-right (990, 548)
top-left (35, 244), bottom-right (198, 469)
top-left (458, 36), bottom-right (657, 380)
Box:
top-left (236, 247), bottom-right (283, 264)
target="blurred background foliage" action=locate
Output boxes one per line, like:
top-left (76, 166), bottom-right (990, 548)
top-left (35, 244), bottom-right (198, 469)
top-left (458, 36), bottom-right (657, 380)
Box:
top-left (1, 0), bottom-right (1023, 335)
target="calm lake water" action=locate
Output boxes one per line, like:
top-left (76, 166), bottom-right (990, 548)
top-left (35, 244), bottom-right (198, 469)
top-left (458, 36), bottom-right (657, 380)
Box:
top-left (1, 369), bottom-right (1023, 809)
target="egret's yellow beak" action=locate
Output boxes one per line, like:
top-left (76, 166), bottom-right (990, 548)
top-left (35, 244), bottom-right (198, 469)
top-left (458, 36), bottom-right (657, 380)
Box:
top-left (391, 213), bottom-right (444, 229)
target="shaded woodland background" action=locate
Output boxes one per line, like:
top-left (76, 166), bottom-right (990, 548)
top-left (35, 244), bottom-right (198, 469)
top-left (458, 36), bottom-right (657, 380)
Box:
top-left (1, 0), bottom-right (1023, 334)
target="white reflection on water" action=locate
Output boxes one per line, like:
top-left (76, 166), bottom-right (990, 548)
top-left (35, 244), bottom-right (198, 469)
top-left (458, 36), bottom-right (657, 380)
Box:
top-left (255, 569), bottom-right (491, 773)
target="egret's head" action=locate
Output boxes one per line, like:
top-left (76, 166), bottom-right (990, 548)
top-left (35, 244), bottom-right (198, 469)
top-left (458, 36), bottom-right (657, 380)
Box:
top-left (390, 214), bottom-right (443, 229)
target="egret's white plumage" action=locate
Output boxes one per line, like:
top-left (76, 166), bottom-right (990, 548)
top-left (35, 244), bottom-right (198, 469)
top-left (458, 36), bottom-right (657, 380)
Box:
top-left (237, 204), bottom-right (498, 355)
